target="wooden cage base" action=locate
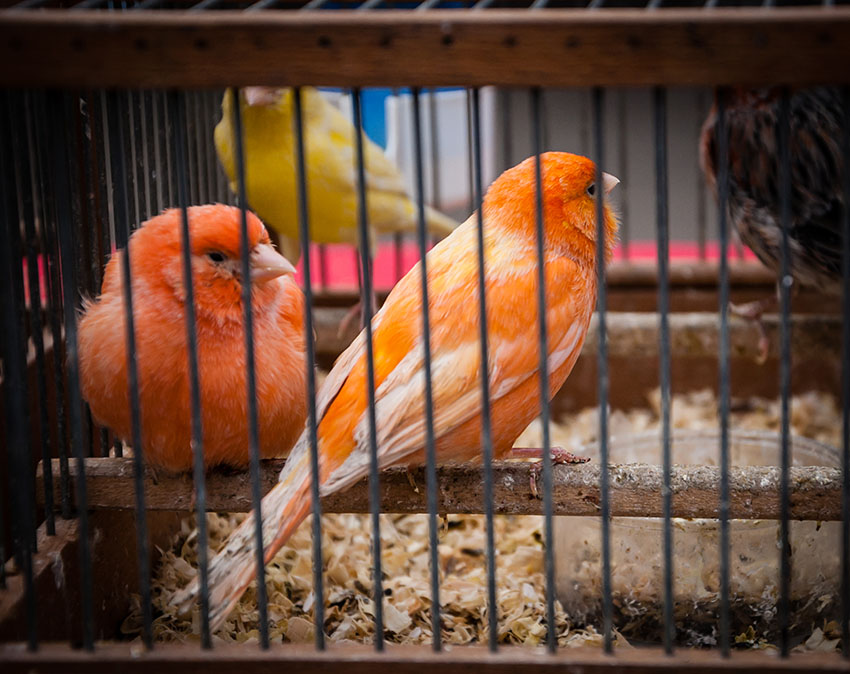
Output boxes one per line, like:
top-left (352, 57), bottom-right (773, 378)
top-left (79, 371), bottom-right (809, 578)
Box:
top-left (37, 456), bottom-right (843, 521)
top-left (2, 640), bottom-right (849, 674)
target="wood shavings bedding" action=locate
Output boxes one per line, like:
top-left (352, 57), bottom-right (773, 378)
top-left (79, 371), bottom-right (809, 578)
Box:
top-left (122, 388), bottom-right (842, 650)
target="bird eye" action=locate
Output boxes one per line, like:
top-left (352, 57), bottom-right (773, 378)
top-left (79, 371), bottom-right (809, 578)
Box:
top-left (587, 183), bottom-right (596, 196)
top-left (207, 251), bottom-right (226, 263)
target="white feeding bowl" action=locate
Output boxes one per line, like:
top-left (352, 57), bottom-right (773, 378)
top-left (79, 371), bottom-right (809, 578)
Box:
top-left (553, 429), bottom-right (841, 645)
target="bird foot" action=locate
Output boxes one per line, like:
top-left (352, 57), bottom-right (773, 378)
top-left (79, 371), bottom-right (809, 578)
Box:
top-left (511, 446), bottom-right (591, 499)
top-left (336, 301), bottom-right (363, 340)
top-left (336, 290), bottom-right (380, 340)
top-left (729, 298), bottom-right (774, 364)
top-left (406, 468), bottom-right (420, 494)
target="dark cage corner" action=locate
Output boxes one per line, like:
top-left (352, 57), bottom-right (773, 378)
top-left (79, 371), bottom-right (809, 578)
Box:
top-left (0, 1), bottom-right (849, 672)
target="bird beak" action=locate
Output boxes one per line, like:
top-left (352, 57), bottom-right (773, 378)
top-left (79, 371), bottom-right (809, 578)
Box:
top-left (250, 243), bottom-right (296, 283)
top-left (242, 87), bottom-right (282, 108)
top-left (602, 172), bottom-right (620, 195)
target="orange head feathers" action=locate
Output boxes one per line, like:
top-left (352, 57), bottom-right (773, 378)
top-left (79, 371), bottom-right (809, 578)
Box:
top-left (123, 204), bottom-right (296, 329)
top-left (79, 204), bottom-right (307, 472)
top-left (483, 152), bottom-right (619, 265)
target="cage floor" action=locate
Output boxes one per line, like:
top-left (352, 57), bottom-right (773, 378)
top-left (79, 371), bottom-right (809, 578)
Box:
top-left (121, 388), bottom-right (843, 651)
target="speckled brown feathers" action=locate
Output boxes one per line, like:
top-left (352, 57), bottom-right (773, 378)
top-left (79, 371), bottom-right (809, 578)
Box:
top-left (700, 86), bottom-right (846, 294)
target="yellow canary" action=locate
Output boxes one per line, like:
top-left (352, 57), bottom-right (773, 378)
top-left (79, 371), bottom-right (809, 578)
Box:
top-left (215, 87), bottom-right (459, 262)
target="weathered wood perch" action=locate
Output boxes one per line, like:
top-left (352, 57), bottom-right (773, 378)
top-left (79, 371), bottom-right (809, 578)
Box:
top-left (316, 311), bottom-right (843, 362)
top-left (38, 457), bottom-right (842, 521)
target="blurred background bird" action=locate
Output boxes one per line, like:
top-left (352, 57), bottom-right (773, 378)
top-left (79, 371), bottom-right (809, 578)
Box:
top-left (173, 152), bottom-right (620, 631)
top-left (700, 86), bottom-right (845, 362)
top-left (215, 87), bottom-right (459, 264)
top-left (78, 204), bottom-right (308, 473)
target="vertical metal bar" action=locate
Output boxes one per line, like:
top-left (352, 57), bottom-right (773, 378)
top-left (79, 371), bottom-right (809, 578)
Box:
top-left (34, 91), bottom-right (72, 521)
top-left (500, 89), bottom-right (512, 172)
top-left (230, 89), bottom-right (271, 650)
top-left (163, 92), bottom-right (175, 208)
top-left (714, 88), bottom-right (732, 658)
top-left (106, 90), bottom-right (154, 650)
top-left (85, 91), bottom-right (114, 460)
top-left (391, 87), bottom-right (404, 283)
top-left (427, 90), bottom-right (441, 220)
top-left (22, 93), bottom-right (55, 536)
top-left (696, 90), bottom-right (708, 262)
top-left (351, 87), bottom-right (385, 651)
top-left (139, 91), bottom-right (153, 221)
top-left (168, 90), bottom-right (212, 650)
top-left (1, 91), bottom-right (37, 651)
top-left (777, 88), bottom-right (792, 659)
top-left (181, 91), bottom-right (198, 204)
top-left (617, 91), bottom-right (629, 260)
top-left (318, 245), bottom-right (329, 290)
top-left (49, 89), bottom-right (95, 651)
top-left (204, 91), bottom-right (218, 207)
top-left (530, 87), bottom-right (556, 654)
top-left (469, 87), bottom-right (498, 653)
top-left (8, 95), bottom-right (37, 553)
top-left (152, 91), bottom-right (165, 212)
top-left (654, 87), bottom-right (674, 654)
top-left (391, 231), bottom-right (402, 281)
top-left (194, 92), bottom-right (208, 205)
top-left (411, 87), bottom-right (441, 652)
top-left (841, 85), bottom-right (850, 662)
top-left (126, 91), bottom-right (142, 229)
top-left (293, 86), bottom-right (327, 652)
top-left (99, 91), bottom-right (117, 252)
top-left (593, 86), bottom-right (613, 654)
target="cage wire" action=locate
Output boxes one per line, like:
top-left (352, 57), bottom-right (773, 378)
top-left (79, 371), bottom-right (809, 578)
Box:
top-left (0, 0), bottom-right (849, 669)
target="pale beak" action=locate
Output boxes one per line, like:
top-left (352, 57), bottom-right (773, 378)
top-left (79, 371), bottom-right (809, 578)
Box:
top-left (250, 243), bottom-right (296, 283)
top-left (242, 87), bottom-right (282, 108)
top-left (602, 172), bottom-right (620, 195)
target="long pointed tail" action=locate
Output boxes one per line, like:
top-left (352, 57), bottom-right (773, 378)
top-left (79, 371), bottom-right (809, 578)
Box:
top-left (424, 205), bottom-right (458, 239)
top-left (172, 452), bottom-right (313, 633)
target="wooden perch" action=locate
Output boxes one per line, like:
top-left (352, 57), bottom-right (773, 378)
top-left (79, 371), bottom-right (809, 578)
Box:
top-left (317, 310), bottom-right (843, 362)
top-left (38, 457), bottom-right (842, 521)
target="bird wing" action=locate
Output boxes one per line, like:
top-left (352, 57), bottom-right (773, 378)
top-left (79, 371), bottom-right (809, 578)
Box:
top-left (314, 217), bottom-right (586, 495)
top-left (307, 88), bottom-right (410, 198)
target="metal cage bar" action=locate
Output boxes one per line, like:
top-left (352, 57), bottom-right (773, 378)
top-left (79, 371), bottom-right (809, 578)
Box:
top-left (1, 92), bottom-right (37, 650)
top-left (169, 89), bottom-right (213, 649)
top-left (230, 87), bottom-right (271, 649)
top-left (777, 88), bottom-right (792, 659)
top-left (654, 85), bottom-right (674, 654)
top-left (351, 86), bottom-right (385, 651)
top-left (714, 86), bottom-right (732, 658)
top-left (530, 86), bottom-right (557, 655)
top-left (105, 88), bottom-right (154, 650)
top-left (48, 89), bottom-right (96, 650)
top-left (292, 84), bottom-right (327, 652)
top-left (592, 86), bottom-right (613, 654)
top-left (410, 86), bottom-right (442, 653)
top-left (469, 86), bottom-right (499, 653)
top-left (842, 84), bottom-right (850, 664)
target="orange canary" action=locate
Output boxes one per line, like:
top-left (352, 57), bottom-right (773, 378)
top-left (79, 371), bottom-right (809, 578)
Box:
top-left (78, 204), bottom-right (308, 472)
top-left (172, 153), bottom-right (620, 630)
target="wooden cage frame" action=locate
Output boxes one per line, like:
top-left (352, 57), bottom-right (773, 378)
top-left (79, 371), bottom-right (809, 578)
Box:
top-left (1, 4), bottom-right (850, 672)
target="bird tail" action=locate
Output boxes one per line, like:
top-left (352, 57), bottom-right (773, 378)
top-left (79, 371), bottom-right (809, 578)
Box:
top-left (424, 205), bottom-right (459, 239)
top-left (172, 452), bottom-right (313, 634)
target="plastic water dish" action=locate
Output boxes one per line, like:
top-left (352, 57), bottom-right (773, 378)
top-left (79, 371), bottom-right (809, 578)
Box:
top-left (553, 429), bottom-right (841, 646)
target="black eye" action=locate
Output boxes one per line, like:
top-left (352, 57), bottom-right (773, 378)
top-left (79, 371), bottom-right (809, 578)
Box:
top-left (587, 183), bottom-right (596, 196)
top-left (207, 251), bottom-right (226, 263)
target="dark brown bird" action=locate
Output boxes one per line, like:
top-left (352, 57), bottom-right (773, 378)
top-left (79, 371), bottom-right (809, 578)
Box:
top-left (700, 86), bottom-right (845, 361)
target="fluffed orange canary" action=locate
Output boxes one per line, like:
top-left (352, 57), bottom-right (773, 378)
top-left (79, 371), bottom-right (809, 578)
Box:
top-left (78, 204), bottom-right (308, 472)
top-left (172, 153), bottom-right (620, 630)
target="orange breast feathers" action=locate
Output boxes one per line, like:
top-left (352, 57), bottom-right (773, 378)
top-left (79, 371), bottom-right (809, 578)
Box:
top-left (77, 204), bottom-right (308, 472)
top-left (313, 152), bottom-right (619, 488)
